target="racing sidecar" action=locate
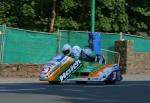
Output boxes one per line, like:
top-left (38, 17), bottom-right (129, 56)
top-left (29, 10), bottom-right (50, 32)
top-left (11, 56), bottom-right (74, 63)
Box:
top-left (39, 55), bottom-right (122, 84)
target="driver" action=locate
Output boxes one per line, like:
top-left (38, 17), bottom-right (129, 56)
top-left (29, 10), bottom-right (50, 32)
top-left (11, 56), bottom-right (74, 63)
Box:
top-left (62, 44), bottom-right (72, 56)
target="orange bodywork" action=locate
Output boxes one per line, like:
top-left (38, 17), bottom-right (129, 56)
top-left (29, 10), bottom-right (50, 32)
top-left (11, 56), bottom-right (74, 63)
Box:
top-left (81, 64), bottom-right (112, 78)
top-left (47, 57), bottom-right (74, 81)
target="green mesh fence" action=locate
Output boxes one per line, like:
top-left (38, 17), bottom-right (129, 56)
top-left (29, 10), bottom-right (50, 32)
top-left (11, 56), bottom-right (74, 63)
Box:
top-left (123, 34), bottom-right (150, 52)
top-left (102, 49), bottom-right (120, 64)
top-left (0, 25), bottom-right (150, 64)
top-left (58, 30), bottom-right (89, 54)
top-left (2, 27), bottom-right (57, 64)
top-left (0, 25), bottom-right (5, 63)
top-left (58, 31), bottom-right (121, 64)
top-left (101, 33), bottom-right (120, 51)
top-left (58, 31), bottom-right (150, 52)
top-left (101, 33), bottom-right (150, 52)
top-left (0, 26), bottom-right (3, 63)
top-left (58, 31), bottom-right (121, 52)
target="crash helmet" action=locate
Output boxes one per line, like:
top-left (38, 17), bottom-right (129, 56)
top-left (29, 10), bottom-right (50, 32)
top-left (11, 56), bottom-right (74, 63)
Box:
top-left (82, 48), bottom-right (93, 57)
top-left (62, 44), bottom-right (72, 56)
top-left (71, 45), bottom-right (82, 59)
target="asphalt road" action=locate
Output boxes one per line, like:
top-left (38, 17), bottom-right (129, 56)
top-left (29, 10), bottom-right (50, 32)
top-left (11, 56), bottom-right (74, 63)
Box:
top-left (0, 81), bottom-right (150, 103)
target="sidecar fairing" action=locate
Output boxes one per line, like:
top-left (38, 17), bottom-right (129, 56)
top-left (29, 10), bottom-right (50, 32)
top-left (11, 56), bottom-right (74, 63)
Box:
top-left (39, 55), bottom-right (122, 84)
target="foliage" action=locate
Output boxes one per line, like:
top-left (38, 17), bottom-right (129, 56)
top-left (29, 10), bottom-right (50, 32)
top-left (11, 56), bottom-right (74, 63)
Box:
top-left (126, 0), bottom-right (150, 33)
top-left (95, 0), bottom-right (128, 32)
top-left (60, 0), bottom-right (78, 13)
top-left (55, 16), bottom-right (80, 30)
top-left (0, 0), bottom-right (149, 35)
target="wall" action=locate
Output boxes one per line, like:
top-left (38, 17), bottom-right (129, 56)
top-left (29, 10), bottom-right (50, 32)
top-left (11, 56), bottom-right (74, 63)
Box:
top-left (0, 64), bottom-right (43, 77)
top-left (115, 40), bottom-right (150, 74)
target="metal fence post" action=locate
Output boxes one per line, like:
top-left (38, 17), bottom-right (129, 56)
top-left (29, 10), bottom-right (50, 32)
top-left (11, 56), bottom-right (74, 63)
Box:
top-left (0, 28), bottom-right (2, 63)
top-left (57, 29), bottom-right (61, 55)
top-left (0, 24), bottom-right (6, 63)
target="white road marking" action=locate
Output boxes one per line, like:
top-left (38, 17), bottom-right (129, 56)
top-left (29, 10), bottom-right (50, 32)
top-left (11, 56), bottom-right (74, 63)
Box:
top-left (0, 88), bottom-right (46, 92)
top-left (63, 88), bottom-right (82, 92)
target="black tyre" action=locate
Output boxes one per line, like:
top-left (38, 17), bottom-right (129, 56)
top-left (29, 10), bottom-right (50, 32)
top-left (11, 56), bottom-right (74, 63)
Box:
top-left (104, 79), bottom-right (116, 85)
top-left (48, 81), bottom-right (61, 85)
top-left (120, 75), bottom-right (123, 80)
top-left (76, 81), bottom-right (87, 84)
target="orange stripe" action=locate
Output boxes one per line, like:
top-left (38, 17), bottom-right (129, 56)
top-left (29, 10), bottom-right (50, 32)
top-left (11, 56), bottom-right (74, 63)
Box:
top-left (82, 64), bottom-right (113, 78)
top-left (47, 58), bottom-right (74, 81)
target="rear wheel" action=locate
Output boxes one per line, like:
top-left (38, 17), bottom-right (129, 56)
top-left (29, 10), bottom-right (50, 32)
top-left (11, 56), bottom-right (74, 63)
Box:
top-left (104, 79), bottom-right (116, 85)
top-left (48, 81), bottom-right (61, 85)
top-left (120, 75), bottom-right (123, 80)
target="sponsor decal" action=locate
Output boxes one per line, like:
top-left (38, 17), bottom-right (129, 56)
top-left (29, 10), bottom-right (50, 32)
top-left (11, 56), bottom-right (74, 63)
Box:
top-left (41, 67), bottom-right (51, 74)
top-left (112, 64), bottom-right (119, 70)
top-left (53, 55), bottom-right (65, 62)
top-left (42, 62), bottom-right (57, 74)
top-left (103, 68), bottom-right (112, 75)
top-left (49, 62), bottom-right (56, 69)
top-left (59, 60), bottom-right (82, 81)
top-left (91, 78), bottom-right (99, 81)
top-left (60, 56), bottom-right (69, 65)
top-left (99, 72), bottom-right (107, 80)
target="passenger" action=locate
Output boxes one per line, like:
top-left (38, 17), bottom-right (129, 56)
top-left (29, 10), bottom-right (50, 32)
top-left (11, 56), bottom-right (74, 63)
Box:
top-left (71, 46), bottom-right (95, 62)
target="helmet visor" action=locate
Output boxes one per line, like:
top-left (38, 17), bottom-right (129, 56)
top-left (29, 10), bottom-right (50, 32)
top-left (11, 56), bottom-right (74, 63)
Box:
top-left (63, 50), bottom-right (70, 55)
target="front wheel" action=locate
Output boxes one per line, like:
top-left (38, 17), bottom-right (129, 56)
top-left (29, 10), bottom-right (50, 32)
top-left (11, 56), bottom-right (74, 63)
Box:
top-left (48, 81), bottom-right (61, 85)
top-left (76, 81), bottom-right (87, 84)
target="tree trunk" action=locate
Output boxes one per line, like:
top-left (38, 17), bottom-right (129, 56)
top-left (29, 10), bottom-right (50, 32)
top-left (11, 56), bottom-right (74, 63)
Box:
top-left (49, 0), bottom-right (56, 32)
top-left (82, 0), bottom-right (86, 21)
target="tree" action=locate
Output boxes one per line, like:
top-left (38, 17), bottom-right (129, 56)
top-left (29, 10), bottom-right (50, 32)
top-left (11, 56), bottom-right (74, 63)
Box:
top-left (0, 0), bottom-right (17, 26)
top-left (54, 0), bottom-right (80, 30)
top-left (95, 0), bottom-right (128, 32)
top-left (126, 0), bottom-right (150, 34)
top-left (0, 0), bottom-right (149, 35)
top-left (49, 0), bottom-right (56, 32)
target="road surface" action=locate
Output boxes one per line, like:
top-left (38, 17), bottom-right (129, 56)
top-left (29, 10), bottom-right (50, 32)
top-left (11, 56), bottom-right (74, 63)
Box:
top-left (0, 81), bottom-right (150, 103)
